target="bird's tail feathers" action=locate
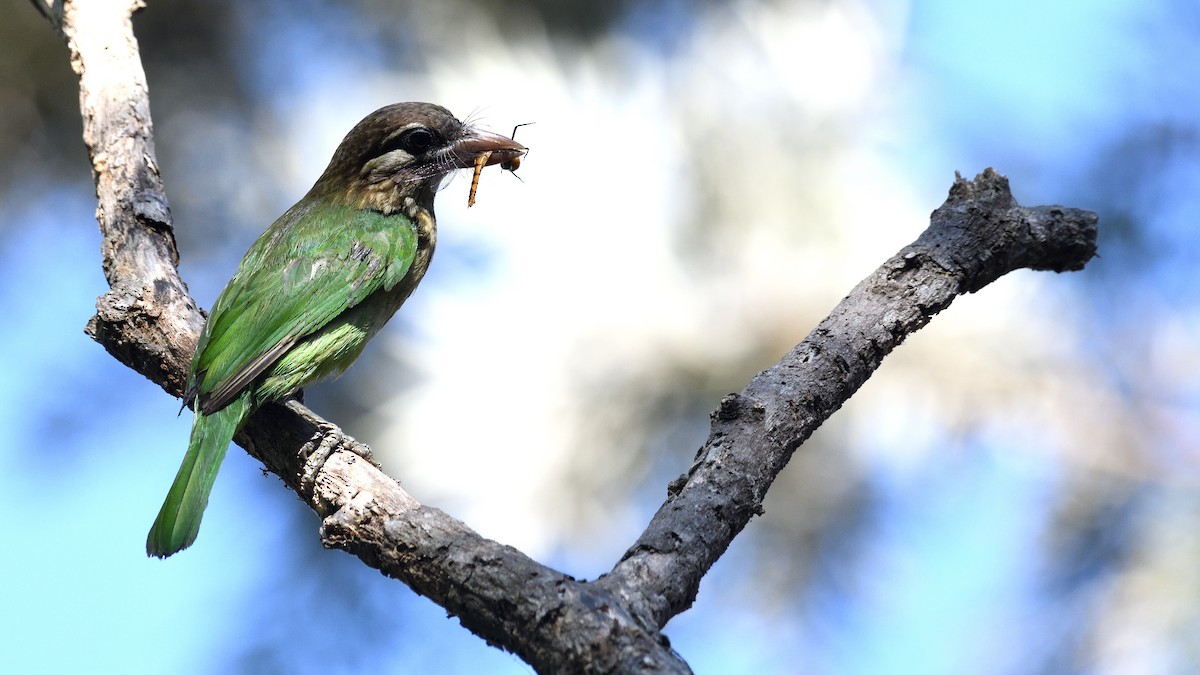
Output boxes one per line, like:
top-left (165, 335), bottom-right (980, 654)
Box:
top-left (146, 392), bottom-right (251, 558)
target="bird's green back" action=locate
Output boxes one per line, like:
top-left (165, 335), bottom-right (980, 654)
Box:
top-left (187, 196), bottom-right (419, 413)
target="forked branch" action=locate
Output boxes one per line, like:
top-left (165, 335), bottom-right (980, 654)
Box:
top-left (43, 1), bottom-right (1098, 672)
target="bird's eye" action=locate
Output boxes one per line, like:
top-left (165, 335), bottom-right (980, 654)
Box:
top-left (399, 128), bottom-right (437, 155)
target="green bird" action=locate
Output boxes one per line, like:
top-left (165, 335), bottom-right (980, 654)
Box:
top-left (147, 102), bottom-right (526, 558)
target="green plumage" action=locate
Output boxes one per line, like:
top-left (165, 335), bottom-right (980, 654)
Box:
top-left (147, 199), bottom-right (424, 558)
top-left (147, 392), bottom-right (250, 556)
top-left (191, 200), bottom-right (422, 411)
top-left (147, 102), bottom-right (526, 557)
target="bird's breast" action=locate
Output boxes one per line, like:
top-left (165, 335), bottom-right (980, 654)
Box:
top-left (412, 202), bottom-right (437, 250)
top-left (373, 204), bottom-right (436, 320)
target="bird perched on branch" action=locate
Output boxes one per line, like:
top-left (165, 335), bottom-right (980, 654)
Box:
top-left (147, 102), bottom-right (527, 558)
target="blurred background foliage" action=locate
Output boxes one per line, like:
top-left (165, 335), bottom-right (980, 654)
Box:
top-left (2, 0), bottom-right (1198, 673)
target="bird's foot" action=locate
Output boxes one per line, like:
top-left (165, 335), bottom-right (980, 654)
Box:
top-left (286, 400), bottom-right (379, 497)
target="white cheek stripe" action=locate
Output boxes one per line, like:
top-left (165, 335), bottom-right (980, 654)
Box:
top-left (361, 148), bottom-right (415, 176)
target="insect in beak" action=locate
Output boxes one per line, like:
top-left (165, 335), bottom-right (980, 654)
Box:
top-left (468, 123), bottom-right (532, 208)
top-left (468, 151), bottom-right (492, 208)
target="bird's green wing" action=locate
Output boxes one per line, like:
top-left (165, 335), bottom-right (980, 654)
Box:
top-left (187, 198), bottom-right (419, 413)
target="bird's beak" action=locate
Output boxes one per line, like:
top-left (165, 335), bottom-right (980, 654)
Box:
top-left (449, 128), bottom-right (527, 169)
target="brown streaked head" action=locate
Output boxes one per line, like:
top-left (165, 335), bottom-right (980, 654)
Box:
top-left (310, 102), bottom-right (527, 210)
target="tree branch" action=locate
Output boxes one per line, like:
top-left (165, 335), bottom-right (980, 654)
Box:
top-left (45, 1), bottom-right (1098, 672)
top-left (599, 170), bottom-right (1098, 629)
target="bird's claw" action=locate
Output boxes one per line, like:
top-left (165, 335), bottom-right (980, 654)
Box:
top-left (297, 415), bottom-right (378, 499)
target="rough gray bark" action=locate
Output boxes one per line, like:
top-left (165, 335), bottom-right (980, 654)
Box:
top-left (40, 0), bottom-right (1099, 672)
top-left (600, 178), bottom-right (1098, 630)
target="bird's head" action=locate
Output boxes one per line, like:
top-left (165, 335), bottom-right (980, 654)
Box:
top-left (310, 102), bottom-right (527, 215)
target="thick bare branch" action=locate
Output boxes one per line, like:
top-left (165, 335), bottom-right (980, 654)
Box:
top-left (599, 169), bottom-right (1099, 630)
top-left (56, 0), bottom-right (200, 394)
top-left (46, 1), bottom-right (1098, 672)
